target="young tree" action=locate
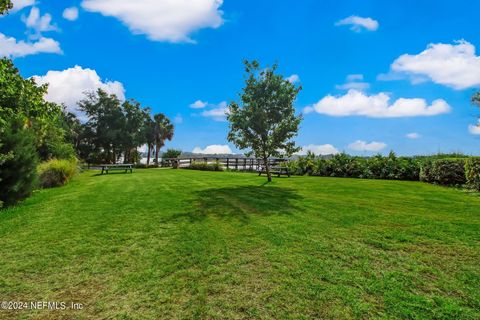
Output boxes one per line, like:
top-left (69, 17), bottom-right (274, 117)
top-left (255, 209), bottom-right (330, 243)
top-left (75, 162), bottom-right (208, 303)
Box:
top-left (227, 60), bottom-right (302, 181)
top-left (153, 113), bottom-right (174, 165)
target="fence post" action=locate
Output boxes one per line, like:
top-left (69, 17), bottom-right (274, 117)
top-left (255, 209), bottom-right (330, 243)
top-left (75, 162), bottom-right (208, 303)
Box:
top-left (235, 158), bottom-right (238, 170)
top-left (227, 158), bottom-right (230, 169)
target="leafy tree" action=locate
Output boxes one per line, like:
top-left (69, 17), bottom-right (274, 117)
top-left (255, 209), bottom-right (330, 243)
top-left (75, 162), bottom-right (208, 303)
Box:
top-left (227, 60), bottom-right (302, 181)
top-left (153, 113), bottom-right (174, 165)
top-left (122, 100), bottom-right (149, 163)
top-left (78, 89), bottom-right (126, 163)
top-left (0, 0), bottom-right (12, 14)
top-left (162, 149), bottom-right (182, 159)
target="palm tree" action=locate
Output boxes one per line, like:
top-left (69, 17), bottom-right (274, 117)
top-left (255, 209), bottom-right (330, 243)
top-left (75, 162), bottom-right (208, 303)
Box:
top-left (144, 116), bottom-right (155, 165)
top-left (153, 113), bottom-right (174, 165)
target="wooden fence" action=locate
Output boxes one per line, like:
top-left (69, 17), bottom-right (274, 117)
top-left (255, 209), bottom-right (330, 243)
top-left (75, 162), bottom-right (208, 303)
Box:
top-left (162, 157), bottom-right (288, 171)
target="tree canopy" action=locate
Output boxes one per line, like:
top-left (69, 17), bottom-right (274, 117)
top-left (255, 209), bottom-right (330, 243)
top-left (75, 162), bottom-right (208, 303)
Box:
top-left (227, 60), bottom-right (302, 181)
top-left (0, 0), bottom-right (12, 14)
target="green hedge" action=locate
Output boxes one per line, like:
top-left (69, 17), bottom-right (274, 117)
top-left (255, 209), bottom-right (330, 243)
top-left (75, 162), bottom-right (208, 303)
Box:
top-left (420, 159), bottom-right (466, 187)
top-left (184, 161), bottom-right (223, 172)
top-left (465, 158), bottom-right (480, 191)
top-left (288, 152), bottom-right (420, 181)
top-left (287, 153), bottom-right (480, 190)
top-left (38, 158), bottom-right (78, 188)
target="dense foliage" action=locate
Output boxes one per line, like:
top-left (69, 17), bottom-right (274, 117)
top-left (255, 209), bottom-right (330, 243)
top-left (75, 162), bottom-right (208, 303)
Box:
top-left (420, 159), bottom-right (466, 186)
top-left (162, 149), bottom-right (182, 159)
top-left (38, 159), bottom-right (78, 188)
top-left (0, 122), bottom-right (38, 207)
top-left (227, 60), bottom-right (302, 181)
top-left (184, 161), bottom-right (224, 172)
top-left (0, 58), bottom-right (74, 206)
top-left (287, 153), bottom-right (479, 189)
top-left (0, 0), bottom-right (12, 14)
top-left (77, 89), bottom-right (174, 165)
top-left (288, 152), bottom-right (420, 181)
top-left (465, 158), bottom-right (480, 191)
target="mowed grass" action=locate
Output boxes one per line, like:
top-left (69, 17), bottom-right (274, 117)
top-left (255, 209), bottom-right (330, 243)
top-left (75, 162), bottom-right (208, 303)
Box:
top-left (0, 169), bottom-right (479, 320)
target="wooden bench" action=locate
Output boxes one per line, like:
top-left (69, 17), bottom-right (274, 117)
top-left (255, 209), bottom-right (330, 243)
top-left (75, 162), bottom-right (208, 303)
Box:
top-left (258, 166), bottom-right (290, 177)
top-left (101, 164), bottom-right (133, 174)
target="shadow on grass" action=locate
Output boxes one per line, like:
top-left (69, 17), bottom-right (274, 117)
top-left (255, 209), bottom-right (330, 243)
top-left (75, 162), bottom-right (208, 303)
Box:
top-left (167, 185), bottom-right (304, 224)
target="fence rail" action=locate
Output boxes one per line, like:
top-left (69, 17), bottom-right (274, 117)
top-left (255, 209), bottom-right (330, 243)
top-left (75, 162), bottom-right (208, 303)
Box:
top-left (162, 157), bottom-right (288, 171)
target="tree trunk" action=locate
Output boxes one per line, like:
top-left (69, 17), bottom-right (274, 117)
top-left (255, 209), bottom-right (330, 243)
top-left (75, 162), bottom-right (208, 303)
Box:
top-left (147, 144), bottom-right (151, 165)
top-left (264, 156), bottom-right (272, 182)
top-left (154, 144), bottom-right (159, 166)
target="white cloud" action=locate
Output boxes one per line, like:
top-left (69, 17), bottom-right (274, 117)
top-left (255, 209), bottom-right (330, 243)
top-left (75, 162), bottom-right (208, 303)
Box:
top-left (335, 82), bottom-right (370, 91)
top-left (468, 121), bottom-right (480, 135)
top-left (406, 132), bottom-right (421, 139)
top-left (286, 74), bottom-right (300, 83)
top-left (348, 140), bottom-right (386, 152)
top-left (346, 74), bottom-right (363, 82)
top-left (190, 100), bottom-right (208, 109)
top-left (297, 144), bottom-right (339, 156)
top-left (63, 7), bottom-right (79, 21)
top-left (174, 114), bottom-right (183, 124)
top-left (192, 144), bottom-right (233, 154)
top-left (23, 7), bottom-right (57, 34)
top-left (305, 89), bottom-right (451, 118)
top-left (11, 0), bottom-right (35, 12)
top-left (336, 74), bottom-right (370, 91)
top-left (32, 66), bottom-right (125, 114)
top-left (335, 15), bottom-right (379, 32)
top-left (387, 40), bottom-right (480, 90)
top-left (201, 101), bottom-right (228, 121)
top-left (81, 0), bottom-right (224, 43)
top-left (0, 33), bottom-right (61, 58)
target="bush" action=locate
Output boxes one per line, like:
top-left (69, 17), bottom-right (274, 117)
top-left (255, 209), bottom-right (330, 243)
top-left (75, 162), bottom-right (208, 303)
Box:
top-left (420, 159), bottom-right (466, 187)
top-left (184, 160), bottom-right (223, 172)
top-left (38, 158), bottom-right (78, 188)
top-left (0, 123), bottom-right (38, 207)
top-left (465, 158), bottom-right (480, 191)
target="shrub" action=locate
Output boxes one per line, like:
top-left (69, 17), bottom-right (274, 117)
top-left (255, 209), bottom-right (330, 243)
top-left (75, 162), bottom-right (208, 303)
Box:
top-left (465, 158), bottom-right (480, 191)
top-left (38, 158), bottom-right (78, 188)
top-left (421, 159), bottom-right (466, 187)
top-left (0, 123), bottom-right (38, 207)
top-left (184, 160), bottom-right (223, 172)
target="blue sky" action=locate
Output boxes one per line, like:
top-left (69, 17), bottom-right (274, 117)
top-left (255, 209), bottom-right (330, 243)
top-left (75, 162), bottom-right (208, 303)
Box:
top-left (2, 0), bottom-right (480, 155)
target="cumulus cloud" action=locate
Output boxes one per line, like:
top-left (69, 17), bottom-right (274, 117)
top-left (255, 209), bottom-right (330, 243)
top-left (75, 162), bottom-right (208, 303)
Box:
top-left (81, 0), bottom-right (224, 43)
top-left (286, 74), bottom-right (300, 83)
top-left (385, 40), bottom-right (480, 90)
top-left (11, 0), bottom-right (35, 12)
top-left (335, 15), bottom-right (379, 32)
top-left (174, 114), bottom-right (183, 124)
top-left (406, 132), bottom-right (421, 139)
top-left (304, 89), bottom-right (451, 118)
top-left (32, 66), bottom-right (125, 114)
top-left (468, 121), bottom-right (480, 135)
top-left (192, 144), bottom-right (233, 154)
top-left (23, 7), bottom-right (57, 34)
top-left (336, 74), bottom-right (370, 91)
top-left (348, 140), bottom-right (386, 152)
top-left (190, 100), bottom-right (208, 109)
top-left (200, 101), bottom-right (229, 121)
top-left (297, 144), bottom-right (339, 156)
top-left (63, 7), bottom-right (79, 21)
top-left (0, 33), bottom-right (61, 58)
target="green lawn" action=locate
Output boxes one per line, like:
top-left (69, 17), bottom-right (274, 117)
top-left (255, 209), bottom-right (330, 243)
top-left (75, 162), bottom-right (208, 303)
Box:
top-left (0, 169), bottom-right (479, 319)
